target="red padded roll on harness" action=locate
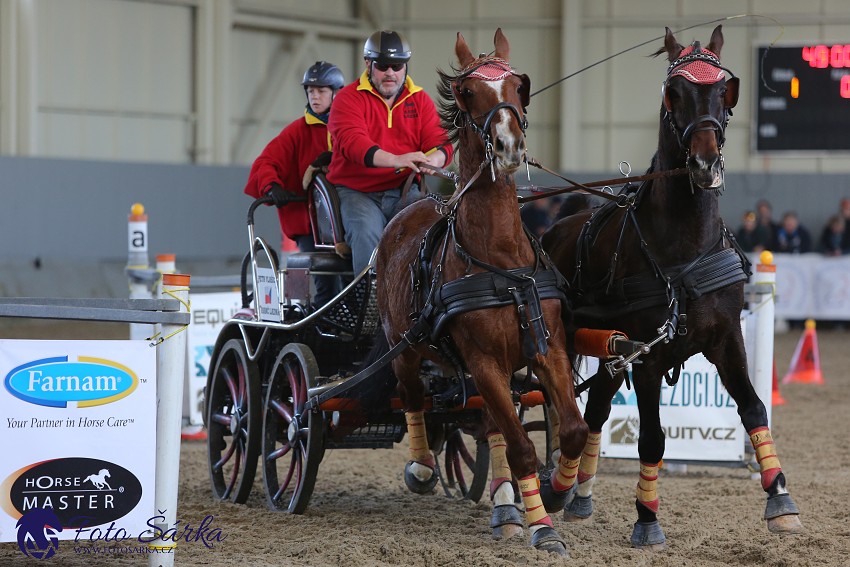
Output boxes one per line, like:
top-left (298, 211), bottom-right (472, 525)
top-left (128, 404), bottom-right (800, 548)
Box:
top-left (573, 328), bottom-right (628, 357)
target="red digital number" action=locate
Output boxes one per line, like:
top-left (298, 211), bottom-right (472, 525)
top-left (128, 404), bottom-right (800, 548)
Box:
top-left (803, 44), bottom-right (850, 68)
top-left (841, 75), bottom-right (850, 99)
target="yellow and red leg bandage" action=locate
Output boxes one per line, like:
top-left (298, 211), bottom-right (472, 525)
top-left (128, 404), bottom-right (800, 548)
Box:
top-left (518, 474), bottom-right (553, 528)
top-left (405, 411), bottom-right (435, 468)
top-left (577, 431), bottom-right (602, 484)
top-left (749, 426), bottom-right (782, 490)
top-left (550, 453), bottom-right (580, 493)
top-left (487, 432), bottom-right (512, 498)
top-left (635, 461), bottom-right (660, 514)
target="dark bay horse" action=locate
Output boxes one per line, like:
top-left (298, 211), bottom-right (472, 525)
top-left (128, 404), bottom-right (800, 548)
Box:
top-left (541, 26), bottom-right (803, 548)
top-left (375, 29), bottom-right (586, 556)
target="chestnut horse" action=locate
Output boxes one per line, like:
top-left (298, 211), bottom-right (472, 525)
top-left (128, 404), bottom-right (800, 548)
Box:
top-left (541, 25), bottom-right (803, 548)
top-left (375, 29), bottom-right (586, 556)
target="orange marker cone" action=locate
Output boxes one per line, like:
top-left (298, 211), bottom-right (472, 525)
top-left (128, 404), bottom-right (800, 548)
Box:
top-left (771, 361), bottom-right (786, 406)
top-left (782, 319), bottom-right (824, 385)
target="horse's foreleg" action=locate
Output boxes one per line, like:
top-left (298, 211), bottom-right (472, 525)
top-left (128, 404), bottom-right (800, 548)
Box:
top-left (394, 351), bottom-right (438, 494)
top-left (486, 431), bottom-right (523, 539)
top-left (630, 370), bottom-right (667, 550)
top-left (564, 367), bottom-right (624, 521)
top-left (708, 337), bottom-right (803, 534)
top-left (471, 360), bottom-right (568, 556)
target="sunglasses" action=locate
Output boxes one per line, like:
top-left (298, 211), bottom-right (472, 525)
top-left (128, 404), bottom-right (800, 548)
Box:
top-left (373, 62), bottom-right (405, 72)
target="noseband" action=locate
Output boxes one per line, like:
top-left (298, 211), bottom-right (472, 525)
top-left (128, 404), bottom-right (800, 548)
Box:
top-left (663, 42), bottom-right (735, 151)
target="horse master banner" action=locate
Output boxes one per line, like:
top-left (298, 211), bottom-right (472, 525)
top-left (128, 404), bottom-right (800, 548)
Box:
top-left (0, 340), bottom-right (155, 541)
top-left (578, 353), bottom-right (746, 462)
top-left (187, 291), bottom-right (242, 426)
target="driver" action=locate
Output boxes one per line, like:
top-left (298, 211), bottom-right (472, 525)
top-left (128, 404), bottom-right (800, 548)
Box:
top-left (326, 30), bottom-right (453, 275)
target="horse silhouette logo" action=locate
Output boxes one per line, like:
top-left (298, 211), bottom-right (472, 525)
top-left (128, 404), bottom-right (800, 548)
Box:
top-left (16, 507), bottom-right (62, 560)
top-left (609, 417), bottom-right (640, 445)
top-left (83, 469), bottom-right (112, 490)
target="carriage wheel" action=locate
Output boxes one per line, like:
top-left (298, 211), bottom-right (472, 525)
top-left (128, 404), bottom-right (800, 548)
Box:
top-left (262, 343), bottom-right (325, 514)
top-left (206, 338), bottom-right (261, 503)
top-left (440, 424), bottom-right (490, 502)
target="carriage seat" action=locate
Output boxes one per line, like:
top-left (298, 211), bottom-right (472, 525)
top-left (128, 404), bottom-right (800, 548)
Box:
top-left (283, 251), bottom-right (353, 304)
top-left (309, 173), bottom-right (351, 258)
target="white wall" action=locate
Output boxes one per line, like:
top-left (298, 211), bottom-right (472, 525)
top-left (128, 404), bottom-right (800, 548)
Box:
top-left (0, 0), bottom-right (848, 174)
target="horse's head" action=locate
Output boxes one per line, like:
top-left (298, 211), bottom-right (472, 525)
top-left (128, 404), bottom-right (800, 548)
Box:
top-left (658, 25), bottom-right (739, 190)
top-left (444, 28), bottom-right (530, 174)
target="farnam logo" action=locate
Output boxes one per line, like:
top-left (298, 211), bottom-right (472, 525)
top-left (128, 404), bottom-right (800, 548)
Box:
top-left (4, 356), bottom-right (137, 408)
top-left (1, 458), bottom-right (143, 527)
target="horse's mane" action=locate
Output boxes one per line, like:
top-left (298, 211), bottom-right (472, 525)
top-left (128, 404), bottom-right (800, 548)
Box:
top-left (436, 65), bottom-right (464, 146)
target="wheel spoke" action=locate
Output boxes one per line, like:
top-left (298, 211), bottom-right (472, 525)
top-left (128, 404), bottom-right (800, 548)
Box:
top-left (213, 436), bottom-right (238, 471)
top-left (452, 448), bottom-right (468, 494)
top-left (269, 398), bottom-right (293, 423)
top-left (268, 443), bottom-right (292, 461)
top-left (275, 455), bottom-right (298, 502)
top-left (221, 367), bottom-right (238, 405)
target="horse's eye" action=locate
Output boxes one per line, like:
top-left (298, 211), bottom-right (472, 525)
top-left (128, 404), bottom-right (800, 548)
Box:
top-left (462, 88), bottom-right (473, 97)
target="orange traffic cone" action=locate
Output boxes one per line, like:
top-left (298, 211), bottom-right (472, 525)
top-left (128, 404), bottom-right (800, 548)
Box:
top-left (782, 319), bottom-right (824, 385)
top-left (771, 361), bottom-right (786, 406)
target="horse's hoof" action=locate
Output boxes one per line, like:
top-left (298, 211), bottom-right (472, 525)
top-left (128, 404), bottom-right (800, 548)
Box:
top-left (630, 520), bottom-right (667, 550)
top-left (564, 494), bottom-right (593, 521)
top-left (403, 461), bottom-right (438, 494)
top-left (530, 526), bottom-right (568, 557)
top-left (490, 504), bottom-right (524, 540)
top-left (538, 472), bottom-right (574, 512)
top-left (764, 493), bottom-right (800, 519)
top-left (767, 514), bottom-right (804, 534)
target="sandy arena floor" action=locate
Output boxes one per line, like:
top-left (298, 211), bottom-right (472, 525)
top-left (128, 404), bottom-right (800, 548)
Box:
top-left (0, 320), bottom-right (847, 566)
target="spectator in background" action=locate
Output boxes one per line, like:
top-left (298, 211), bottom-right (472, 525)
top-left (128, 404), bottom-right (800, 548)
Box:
top-left (735, 210), bottom-right (772, 253)
top-left (838, 197), bottom-right (850, 250)
top-left (774, 211), bottom-right (812, 253)
top-left (819, 215), bottom-right (848, 256)
top-left (520, 201), bottom-right (550, 238)
top-left (755, 199), bottom-right (779, 249)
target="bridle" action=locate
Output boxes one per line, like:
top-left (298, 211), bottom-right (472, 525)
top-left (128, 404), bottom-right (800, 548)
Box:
top-left (662, 42), bottom-right (736, 151)
top-left (443, 57), bottom-right (529, 208)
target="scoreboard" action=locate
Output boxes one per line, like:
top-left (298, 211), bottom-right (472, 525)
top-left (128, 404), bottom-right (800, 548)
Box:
top-left (755, 44), bottom-right (850, 152)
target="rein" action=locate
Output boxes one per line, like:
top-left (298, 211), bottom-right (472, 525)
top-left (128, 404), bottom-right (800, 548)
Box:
top-left (518, 161), bottom-right (689, 204)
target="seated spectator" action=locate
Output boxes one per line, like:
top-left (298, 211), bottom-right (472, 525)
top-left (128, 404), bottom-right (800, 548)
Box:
top-left (819, 215), bottom-right (848, 256)
top-left (755, 199), bottom-right (779, 249)
top-left (735, 210), bottom-right (771, 252)
top-left (520, 201), bottom-right (550, 238)
top-left (774, 211), bottom-right (812, 253)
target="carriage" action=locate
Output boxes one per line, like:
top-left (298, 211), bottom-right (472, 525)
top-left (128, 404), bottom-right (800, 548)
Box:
top-left (204, 26), bottom-right (802, 555)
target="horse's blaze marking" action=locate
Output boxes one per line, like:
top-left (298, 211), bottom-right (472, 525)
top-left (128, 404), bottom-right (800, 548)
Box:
top-left (636, 462), bottom-right (660, 513)
top-left (749, 427), bottom-right (783, 490)
top-left (481, 78), bottom-right (520, 154)
top-left (578, 431), bottom-right (602, 484)
top-left (519, 474), bottom-right (553, 527)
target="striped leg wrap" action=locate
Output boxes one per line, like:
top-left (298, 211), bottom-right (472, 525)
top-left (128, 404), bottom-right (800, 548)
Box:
top-left (577, 431), bottom-right (602, 484)
top-left (551, 454), bottom-right (580, 493)
top-left (635, 461), bottom-right (660, 513)
top-left (487, 432), bottom-right (512, 499)
top-left (749, 426), bottom-right (782, 490)
top-left (518, 474), bottom-right (553, 528)
top-left (405, 411), bottom-right (435, 468)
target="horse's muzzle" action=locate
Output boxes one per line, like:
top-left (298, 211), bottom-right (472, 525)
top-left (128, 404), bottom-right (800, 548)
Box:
top-left (687, 153), bottom-right (724, 189)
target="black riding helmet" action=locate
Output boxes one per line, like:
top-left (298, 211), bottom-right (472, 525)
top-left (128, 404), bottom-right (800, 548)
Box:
top-left (363, 30), bottom-right (411, 65)
top-left (301, 61), bottom-right (345, 92)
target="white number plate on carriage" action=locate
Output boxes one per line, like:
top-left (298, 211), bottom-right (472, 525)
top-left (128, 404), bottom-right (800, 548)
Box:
top-left (256, 267), bottom-right (281, 322)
